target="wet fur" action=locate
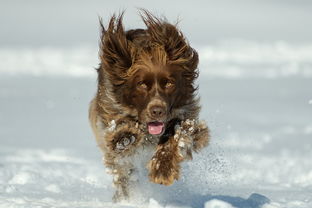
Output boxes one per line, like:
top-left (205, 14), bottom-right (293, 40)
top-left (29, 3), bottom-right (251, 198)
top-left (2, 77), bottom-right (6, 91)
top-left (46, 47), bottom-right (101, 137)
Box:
top-left (89, 10), bottom-right (210, 201)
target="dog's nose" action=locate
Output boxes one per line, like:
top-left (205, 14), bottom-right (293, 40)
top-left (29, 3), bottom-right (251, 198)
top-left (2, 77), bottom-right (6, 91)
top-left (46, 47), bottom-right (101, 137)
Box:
top-left (150, 106), bottom-right (166, 118)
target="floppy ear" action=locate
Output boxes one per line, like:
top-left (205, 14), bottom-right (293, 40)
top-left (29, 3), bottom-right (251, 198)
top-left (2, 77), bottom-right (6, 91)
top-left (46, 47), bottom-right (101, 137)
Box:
top-left (98, 13), bottom-right (133, 85)
top-left (141, 10), bottom-right (199, 88)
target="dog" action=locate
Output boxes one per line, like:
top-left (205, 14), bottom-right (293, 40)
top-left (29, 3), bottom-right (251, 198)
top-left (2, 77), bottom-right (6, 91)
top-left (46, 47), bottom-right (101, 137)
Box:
top-left (89, 10), bottom-right (210, 201)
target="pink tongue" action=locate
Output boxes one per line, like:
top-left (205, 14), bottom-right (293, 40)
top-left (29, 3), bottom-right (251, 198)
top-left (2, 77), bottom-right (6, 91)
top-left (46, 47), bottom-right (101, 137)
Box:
top-left (148, 122), bottom-right (164, 135)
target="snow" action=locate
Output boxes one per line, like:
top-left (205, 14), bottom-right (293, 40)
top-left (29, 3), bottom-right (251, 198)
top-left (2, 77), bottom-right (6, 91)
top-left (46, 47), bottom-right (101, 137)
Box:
top-left (205, 199), bottom-right (234, 208)
top-left (199, 41), bottom-right (312, 79)
top-left (0, 41), bottom-right (312, 208)
top-left (1, 41), bottom-right (312, 79)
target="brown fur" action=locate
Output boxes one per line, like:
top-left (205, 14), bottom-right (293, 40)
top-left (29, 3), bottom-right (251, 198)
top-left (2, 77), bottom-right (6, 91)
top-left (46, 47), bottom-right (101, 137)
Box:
top-left (89, 10), bottom-right (210, 201)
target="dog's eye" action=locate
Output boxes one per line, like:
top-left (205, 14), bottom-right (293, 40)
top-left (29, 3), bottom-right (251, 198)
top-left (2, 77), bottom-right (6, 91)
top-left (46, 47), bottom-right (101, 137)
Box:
top-left (137, 81), bottom-right (147, 90)
top-left (165, 81), bottom-right (175, 89)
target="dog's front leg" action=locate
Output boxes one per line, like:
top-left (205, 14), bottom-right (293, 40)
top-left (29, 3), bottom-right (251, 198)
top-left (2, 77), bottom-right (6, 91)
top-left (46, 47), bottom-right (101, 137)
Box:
top-left (177, 119), bottom-right (210, 154)
top-left (103, 120), bottom-right (143, 201)
top-left (148, 119), bottom-right (210, 185)
top-left (147, 136), bottom-right (183, 186)
top-left (110, 164), bottom-right (134, 202)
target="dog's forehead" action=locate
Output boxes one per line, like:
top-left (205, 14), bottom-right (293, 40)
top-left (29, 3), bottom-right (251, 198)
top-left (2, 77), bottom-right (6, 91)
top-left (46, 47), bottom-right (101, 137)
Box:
top-left (129, 46), bottom-right (183, 79)
top-left (134, 64), bottom-right (180, 78)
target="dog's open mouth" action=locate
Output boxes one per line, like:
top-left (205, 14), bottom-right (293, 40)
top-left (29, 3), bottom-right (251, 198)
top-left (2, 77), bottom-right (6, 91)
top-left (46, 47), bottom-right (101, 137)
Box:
top-left (147, 122), bottom-right (165, 135)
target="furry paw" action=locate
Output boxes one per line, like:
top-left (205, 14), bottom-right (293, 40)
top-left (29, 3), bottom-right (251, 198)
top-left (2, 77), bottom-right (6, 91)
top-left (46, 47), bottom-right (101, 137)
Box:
top-left (105, 121), bottom-right (143, 153)
top-left (176, 136), bottom-right (193, 160)
top-left (192, 120), bottom-right (210, 151)
top-left (174, 119), bottom-right (196, 160)
top-left (175, 119), bottom-right (210, 153)
top-left (115, 134), bottom-right (136, 151)
top-left (148, 147), bottom-right (180, 186)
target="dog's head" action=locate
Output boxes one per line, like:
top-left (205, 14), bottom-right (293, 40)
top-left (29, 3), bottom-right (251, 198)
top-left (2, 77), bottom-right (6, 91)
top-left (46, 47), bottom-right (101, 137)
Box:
top-left (98, 11), bottom-right (199, 136)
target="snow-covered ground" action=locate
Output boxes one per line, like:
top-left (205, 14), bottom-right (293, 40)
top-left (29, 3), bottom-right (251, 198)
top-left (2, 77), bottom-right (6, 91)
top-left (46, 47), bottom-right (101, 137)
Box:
top-left (0, 42), bottom-right (312, 208)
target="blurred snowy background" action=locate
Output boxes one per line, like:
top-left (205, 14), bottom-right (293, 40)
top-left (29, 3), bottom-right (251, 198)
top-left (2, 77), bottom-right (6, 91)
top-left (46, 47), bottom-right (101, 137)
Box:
top-left (0, 0), bottom-right (312, 207)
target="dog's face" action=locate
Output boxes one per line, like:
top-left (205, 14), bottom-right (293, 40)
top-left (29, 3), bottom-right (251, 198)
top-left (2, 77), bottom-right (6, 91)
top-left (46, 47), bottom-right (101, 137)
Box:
top-left (123, 64), bottom-right (184, 135)
top-left (98, 12), bottom-right (199, 136)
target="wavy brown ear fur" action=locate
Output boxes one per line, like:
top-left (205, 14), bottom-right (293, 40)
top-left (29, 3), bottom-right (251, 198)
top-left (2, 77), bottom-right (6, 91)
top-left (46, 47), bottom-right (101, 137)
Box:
top-left (140, 9), bottom-right (199, 92)
top-left (98, 13), bottom-right (133, 86)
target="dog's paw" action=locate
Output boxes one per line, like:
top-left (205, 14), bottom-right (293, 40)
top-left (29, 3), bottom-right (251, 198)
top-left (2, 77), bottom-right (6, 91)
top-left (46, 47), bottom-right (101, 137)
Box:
top-left (148, 152), bottom-right (179, 186)
top-left (105, 121), bottom-right (143, 153)
top-left (115, 133), bottom-right (136, 151)
top-left (192, 120), bottom-right (210, 151)
top-left (174, 119), bottom-right (196, 160)
top-left (115, 135), bottom-right (136, 151)
top-left (178, 119), bottom-right (196, 134)
top-left (176, 136), bottom-right (193, 160)
top-left (174, 119), bottom-right (210, 154)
